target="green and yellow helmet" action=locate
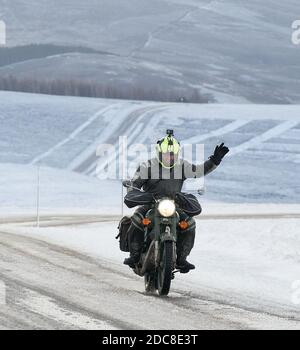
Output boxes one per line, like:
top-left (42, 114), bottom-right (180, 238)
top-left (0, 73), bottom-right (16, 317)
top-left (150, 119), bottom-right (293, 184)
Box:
top-left (156, 130), bottom-right (181, 169)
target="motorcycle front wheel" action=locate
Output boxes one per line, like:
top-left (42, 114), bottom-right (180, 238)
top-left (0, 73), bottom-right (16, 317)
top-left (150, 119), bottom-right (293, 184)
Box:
top-left (157, 241), bottom-right (174, 296)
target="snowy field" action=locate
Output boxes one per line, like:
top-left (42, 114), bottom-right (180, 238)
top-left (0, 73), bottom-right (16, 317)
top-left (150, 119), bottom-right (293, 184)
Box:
top-left (0, 91), bottom-right (300, 204)
top-left (0, 0), bottom-right (299, 103)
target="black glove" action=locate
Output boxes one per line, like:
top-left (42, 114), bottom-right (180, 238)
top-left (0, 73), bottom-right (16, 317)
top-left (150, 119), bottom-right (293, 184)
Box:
top-left (209, 143), bottom-right (229, 165)
top-left (122, 180), bottom-right (132, 188)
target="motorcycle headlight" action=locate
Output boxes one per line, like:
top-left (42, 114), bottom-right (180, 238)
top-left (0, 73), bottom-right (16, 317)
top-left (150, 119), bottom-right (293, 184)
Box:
top-left (158, 199), bottom-right (176, 217)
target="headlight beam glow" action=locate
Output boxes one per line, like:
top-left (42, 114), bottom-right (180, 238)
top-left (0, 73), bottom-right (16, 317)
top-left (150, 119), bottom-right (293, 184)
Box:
top-left (158, 199), bottom-right (176, 217)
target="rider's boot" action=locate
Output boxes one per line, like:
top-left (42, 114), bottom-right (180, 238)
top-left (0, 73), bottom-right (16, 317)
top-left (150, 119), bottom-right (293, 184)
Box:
top-left (123, 216), bottom-right (144, 268)
top-left (176, 259), bottom-right (195, 272)
top-left (123, 253), bottom-right (140, 268)
top-left (123, 241), bottom-right (142, 268)
top-left (176, 216), bottom-right (196, 273)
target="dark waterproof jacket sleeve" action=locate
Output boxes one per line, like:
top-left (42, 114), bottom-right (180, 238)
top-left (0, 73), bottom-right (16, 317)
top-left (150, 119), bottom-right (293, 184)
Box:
top-left (124, 189), bottom-right (154, 208)
top-left (130, 161), bottom-right (150, 190)
top-left (182, 159), bottom-right (217, 179)
top-left (175, 192), bottom-right (202, 216)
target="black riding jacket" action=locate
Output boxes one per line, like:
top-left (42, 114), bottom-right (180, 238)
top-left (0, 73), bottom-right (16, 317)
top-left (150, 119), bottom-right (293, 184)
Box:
top-left (131, 157), bottom-right (217, 197)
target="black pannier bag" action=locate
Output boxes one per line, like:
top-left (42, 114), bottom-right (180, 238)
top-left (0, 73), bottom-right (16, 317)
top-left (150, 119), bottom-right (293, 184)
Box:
top-left (116, 216), bottom-right (132, 252)
top-left (175, 192), bottom-right (202, 217)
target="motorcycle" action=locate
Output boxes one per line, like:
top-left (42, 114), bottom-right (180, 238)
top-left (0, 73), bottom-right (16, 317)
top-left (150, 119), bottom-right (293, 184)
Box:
top-left (122, 182), bottom-right (202, 296)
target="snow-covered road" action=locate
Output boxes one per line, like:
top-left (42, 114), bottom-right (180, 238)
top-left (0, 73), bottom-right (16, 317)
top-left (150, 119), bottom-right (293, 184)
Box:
top-left (0, 213), bottom-right (300, 330)
top-left (0, 226), bottom-right (298, 330)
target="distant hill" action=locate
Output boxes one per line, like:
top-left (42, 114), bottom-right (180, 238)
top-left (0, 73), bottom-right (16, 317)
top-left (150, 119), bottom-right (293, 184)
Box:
top-left (0, 0), bottom-right (299, 103)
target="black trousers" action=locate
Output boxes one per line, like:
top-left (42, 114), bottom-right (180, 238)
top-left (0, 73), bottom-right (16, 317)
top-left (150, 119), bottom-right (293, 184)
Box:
top-left (128, 206), bottom-right (196, 262)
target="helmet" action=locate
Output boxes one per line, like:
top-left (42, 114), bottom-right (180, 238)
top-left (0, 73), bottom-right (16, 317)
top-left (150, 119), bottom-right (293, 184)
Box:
top-left (156, 130), bottom-right (180, 169)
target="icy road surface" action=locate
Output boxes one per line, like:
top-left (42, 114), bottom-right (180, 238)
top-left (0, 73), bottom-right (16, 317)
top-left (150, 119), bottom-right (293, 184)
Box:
top-left (0, 211), bottom-right (299, 330)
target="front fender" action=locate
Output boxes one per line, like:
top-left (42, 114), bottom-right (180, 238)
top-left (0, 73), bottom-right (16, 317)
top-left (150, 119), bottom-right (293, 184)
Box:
top-left (160, 224), bottom-right (176, 243)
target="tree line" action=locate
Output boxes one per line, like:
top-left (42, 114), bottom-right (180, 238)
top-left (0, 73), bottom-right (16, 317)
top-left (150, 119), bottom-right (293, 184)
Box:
top-left (0, 75), bottom-right (212, 103)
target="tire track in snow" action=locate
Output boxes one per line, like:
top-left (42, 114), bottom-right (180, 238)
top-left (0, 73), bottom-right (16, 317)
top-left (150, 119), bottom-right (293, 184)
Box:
top-left (30, 103), bottom-right (122, 165)
top-left (229, 120), bottom-right (299, 156)
top-left (83, 108), bottom-right (149, 176)
top-left (67, 103), bottom-right (142, 172)
top-left (82, 104), bottom-right (170, 176)
top-left (72, 104), bottom-right (165, 173)
top-left (181, 119), bottom-right (250, 144)
top-left (18, 288), bottom-right (116, 330)
top-left (85, 121), bottom-right (145, 176)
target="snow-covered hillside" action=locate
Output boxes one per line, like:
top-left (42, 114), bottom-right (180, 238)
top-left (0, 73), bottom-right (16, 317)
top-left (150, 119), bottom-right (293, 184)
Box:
top-left (0, 0), bottom-right (299, 103)
top-left (1, 91), bottom-right (299, 203)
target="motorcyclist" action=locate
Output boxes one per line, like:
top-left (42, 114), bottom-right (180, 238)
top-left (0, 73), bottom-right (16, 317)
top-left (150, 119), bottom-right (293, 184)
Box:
top-left (123, 130), bottom-right (229, 272)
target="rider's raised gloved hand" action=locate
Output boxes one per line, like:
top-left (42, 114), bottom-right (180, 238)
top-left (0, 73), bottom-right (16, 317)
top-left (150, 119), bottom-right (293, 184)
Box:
top-left (209, 143), bottom-right (229, 165)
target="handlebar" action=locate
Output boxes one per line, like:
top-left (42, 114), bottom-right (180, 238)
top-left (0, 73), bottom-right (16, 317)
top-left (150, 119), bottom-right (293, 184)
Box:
top-left (122, 180), bottom-right (205, 196)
